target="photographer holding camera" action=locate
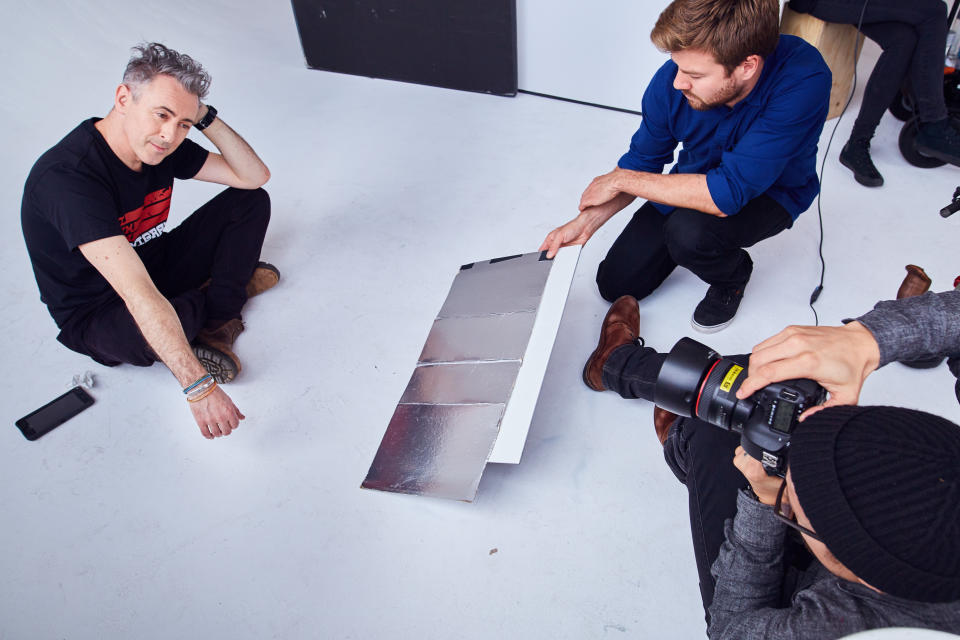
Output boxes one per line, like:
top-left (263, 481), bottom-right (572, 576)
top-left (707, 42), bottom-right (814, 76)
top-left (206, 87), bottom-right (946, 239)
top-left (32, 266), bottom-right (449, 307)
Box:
top-left (583, 294), bottom-right (960, 637)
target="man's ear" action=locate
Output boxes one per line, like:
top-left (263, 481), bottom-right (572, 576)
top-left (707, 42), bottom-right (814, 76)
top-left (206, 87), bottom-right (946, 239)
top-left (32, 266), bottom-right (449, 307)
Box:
top-left (114, 84), bottom-right (133, 114)
top-left (736, 54), bottom-right (763, 81)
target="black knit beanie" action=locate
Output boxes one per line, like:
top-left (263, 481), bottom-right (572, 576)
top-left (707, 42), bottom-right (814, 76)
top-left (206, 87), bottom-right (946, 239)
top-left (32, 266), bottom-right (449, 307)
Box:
top-left (790, 405), bottom-right (960, 603)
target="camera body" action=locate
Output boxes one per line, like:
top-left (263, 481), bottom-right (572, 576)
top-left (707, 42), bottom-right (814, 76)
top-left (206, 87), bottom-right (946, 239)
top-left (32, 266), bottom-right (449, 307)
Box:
top-left (654, 337), bottom-right (826, 476)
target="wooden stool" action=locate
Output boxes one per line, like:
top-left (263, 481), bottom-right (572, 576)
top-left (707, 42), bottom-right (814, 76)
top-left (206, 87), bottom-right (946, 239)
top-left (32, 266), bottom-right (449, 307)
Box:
top-left (780, 4), bottom-right (864, 119)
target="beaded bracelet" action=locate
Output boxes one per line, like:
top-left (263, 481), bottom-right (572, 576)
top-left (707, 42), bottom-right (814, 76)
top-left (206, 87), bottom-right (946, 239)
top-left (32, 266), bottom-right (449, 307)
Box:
top-left (183, 374), bottom-right (213, 395)
top-left (186, 380), bottom-right (218, 403)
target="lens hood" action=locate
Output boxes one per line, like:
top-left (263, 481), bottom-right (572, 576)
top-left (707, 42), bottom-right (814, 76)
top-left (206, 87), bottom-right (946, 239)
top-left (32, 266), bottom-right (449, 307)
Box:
top-left (654, 337), bottom-right (720, 417)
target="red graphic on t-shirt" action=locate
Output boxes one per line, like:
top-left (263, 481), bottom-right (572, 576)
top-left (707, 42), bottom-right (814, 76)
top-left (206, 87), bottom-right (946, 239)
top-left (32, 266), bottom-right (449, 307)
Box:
top-left (119, 186), bottom-right (172, 246)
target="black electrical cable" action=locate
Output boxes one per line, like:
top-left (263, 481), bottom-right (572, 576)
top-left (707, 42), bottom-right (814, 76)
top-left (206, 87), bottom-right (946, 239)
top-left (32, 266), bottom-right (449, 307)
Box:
top-left (809, 0), bottom-right (871, 326)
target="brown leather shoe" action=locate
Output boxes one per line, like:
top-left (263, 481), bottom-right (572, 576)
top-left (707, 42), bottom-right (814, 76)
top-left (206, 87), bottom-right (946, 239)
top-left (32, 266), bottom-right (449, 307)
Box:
top-left (246, 262), bottom-right (280, 298)
top-left (897, 264), bottom-right (931, 299)
top-left (582, 295), bottom-right (640, 391)
top-left (653, 407), bottom-right (678, 446)
top-left (193, 318), bottom-right (244, 383)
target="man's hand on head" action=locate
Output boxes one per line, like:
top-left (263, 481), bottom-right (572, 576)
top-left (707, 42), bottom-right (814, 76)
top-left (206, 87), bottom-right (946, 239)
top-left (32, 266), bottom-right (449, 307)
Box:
top-left (737, 322), bottom-right (881, 420)
top-left (188, 385), bottom-right (245, 439)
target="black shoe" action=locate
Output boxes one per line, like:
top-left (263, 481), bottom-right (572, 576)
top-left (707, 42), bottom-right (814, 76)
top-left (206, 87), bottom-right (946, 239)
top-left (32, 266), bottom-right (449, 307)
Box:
top-left (692, 284), bottom-right (746, 333)
top-left (840, 139), bottom-right (884, 187)
top-left (916, 119), bottom-right (960, 166)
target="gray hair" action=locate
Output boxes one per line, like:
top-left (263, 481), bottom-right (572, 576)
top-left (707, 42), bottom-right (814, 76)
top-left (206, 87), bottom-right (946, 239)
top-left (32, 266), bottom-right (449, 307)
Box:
top-left (122, 42), bottom-right (211, 99)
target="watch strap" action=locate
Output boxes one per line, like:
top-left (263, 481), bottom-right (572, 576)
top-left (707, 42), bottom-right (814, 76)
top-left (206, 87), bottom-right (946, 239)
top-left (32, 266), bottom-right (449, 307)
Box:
top-left (194, 105), bottom-right (217, 131)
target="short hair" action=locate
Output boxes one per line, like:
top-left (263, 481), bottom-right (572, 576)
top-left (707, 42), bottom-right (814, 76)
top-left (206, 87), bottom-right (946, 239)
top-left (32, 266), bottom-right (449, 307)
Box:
top-left (122, 42), bottom-right (211, 99)
top-left (650, 0), bottom-right (780, 73)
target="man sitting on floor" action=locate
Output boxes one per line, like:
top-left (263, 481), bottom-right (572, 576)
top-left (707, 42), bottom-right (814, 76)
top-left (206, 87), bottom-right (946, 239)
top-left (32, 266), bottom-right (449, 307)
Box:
top-left (21, 42), bottom-right (276, 440)
top-left (541, 0), bottom-right (831, 333)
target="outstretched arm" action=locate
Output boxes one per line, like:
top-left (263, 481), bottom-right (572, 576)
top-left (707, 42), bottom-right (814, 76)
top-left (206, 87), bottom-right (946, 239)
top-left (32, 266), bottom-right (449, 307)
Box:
top-left (191, 104), bottom-right (270, 189)
top-left (737, 322), bottom-right (880, 420)
top-left (79, 235), bottom-right (244, 439)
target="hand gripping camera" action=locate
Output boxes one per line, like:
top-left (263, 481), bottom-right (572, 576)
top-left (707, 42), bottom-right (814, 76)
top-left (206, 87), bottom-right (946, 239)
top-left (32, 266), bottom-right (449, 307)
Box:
top-left (654, 338), bottom-right (826, 476)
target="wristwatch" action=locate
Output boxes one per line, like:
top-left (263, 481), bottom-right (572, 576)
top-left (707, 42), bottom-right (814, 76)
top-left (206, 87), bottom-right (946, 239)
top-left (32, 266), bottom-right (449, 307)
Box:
top-left (194, 105), bottom-right (218, 131)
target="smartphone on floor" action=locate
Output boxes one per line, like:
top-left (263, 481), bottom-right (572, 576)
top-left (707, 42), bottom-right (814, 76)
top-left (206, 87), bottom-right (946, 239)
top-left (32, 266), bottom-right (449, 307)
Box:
top-left (15, 386), bottom-right (95, 441)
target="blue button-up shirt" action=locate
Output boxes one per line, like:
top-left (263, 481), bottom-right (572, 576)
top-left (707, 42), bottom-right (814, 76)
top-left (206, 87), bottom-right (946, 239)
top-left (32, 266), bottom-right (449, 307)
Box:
top-left (618, 35), bottom-right (831, 219)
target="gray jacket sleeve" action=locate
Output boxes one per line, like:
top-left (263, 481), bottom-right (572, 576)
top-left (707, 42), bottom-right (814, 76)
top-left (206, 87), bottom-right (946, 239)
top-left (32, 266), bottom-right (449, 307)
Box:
top-left (854, 290), bottom-right (960, 376)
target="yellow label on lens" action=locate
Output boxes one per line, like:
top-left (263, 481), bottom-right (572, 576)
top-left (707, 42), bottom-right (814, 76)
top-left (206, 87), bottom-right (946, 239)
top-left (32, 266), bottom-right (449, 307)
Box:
top-left (720, 365), bottom-right (744, 393)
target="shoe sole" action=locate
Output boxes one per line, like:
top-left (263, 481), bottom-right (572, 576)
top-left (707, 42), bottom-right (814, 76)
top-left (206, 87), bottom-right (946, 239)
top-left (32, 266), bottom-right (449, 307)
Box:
top-left (192, 344), bottom-right (240, 383)
top-left (690, 316), bottom-right (734, 334)
top-left (839, 155), bottom-right (883, 187)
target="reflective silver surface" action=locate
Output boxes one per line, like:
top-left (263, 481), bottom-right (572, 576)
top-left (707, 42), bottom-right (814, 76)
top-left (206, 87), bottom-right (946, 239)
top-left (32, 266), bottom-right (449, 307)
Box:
top-left (419, 312), bottom-right (536, 363)
top-left (438, 253), bottom-right (552, 318)
top-left (400, 361), bottom-right (521, 405)
top-left (364, 250), bottom-right (557, 501)
top-left (361, 403), bottom-right (505, 501)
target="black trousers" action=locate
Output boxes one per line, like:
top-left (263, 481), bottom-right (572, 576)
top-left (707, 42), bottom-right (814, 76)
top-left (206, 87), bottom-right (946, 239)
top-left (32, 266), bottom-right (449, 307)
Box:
top-left (65, 187), bottom-right (271, 367)
top-left (595, 196), bottom-right (792, 303)
top-left (601, 343), bottom-right (815, 624)
top-left (793, 0), bottom-right (949, 140)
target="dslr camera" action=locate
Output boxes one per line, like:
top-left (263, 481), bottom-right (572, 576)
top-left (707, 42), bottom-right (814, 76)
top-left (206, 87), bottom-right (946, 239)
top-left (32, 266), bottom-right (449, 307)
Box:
top-left (654, 338), bottom-right (826, 476)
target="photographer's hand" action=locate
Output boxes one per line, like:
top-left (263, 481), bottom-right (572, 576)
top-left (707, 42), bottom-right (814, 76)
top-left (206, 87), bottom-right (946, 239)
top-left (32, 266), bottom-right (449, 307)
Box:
top-left (732, 446), bottom-right (781, 505)
top-left (737, 322), bottom-right (880, 420)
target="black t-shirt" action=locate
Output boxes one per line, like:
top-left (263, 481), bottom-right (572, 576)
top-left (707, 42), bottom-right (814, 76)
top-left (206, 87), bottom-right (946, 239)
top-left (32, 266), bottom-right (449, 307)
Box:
top-left (21, 118), bottom-right (209, 332)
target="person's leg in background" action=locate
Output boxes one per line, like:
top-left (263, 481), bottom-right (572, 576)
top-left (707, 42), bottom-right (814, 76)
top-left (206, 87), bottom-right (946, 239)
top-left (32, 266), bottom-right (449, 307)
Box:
top-left (840, 21), bottom-right (917, 186)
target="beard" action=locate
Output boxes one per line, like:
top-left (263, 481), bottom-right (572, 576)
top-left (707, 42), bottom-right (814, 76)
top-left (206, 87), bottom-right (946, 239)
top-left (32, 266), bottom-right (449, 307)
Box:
top-left (682, 75), bottom-right (744, 111)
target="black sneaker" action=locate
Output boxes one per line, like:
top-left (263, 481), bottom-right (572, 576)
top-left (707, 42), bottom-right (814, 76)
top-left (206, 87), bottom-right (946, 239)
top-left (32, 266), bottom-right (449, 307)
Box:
top-left (839, 139), bottom-right (884, 187)
top-left (692, 284), bottom-right (746, 333)
top-left (916, 118), bottom-right (960, 166)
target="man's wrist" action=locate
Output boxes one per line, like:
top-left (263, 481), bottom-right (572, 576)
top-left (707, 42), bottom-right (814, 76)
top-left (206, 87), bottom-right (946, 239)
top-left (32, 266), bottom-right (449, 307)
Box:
top-left (194, 104), bottom-right (218, 131)
top-left (844, 321), bottom-right (881, 376)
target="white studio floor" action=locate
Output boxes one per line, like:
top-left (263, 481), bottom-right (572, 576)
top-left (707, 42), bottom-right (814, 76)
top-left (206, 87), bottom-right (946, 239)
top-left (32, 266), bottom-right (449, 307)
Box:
top-left (2, 3), bottom-right (959, 639)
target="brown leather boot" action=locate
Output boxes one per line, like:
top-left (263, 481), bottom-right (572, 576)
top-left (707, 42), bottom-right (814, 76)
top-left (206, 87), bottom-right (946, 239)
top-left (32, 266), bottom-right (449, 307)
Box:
top-left (246, 262), bottom-right (280, 298)
top-left (193, 318), bottom-right (244, 383)
top-left (582, 295), bottom-right (641, 391)
top-left (896, 264), bottom-right (931, 299)
top-left (653, 407), bottom-right (678, 446)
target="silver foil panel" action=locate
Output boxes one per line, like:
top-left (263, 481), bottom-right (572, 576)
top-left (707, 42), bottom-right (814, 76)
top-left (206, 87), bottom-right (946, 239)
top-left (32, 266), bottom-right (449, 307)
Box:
top-left (361, 403), bottom-right (505, 501)
top-left (438, 253), bottom-right (552, 318)
top-left (400, 361), bottom-right (521, 405)
top-left (418, 312), bottom-right (536, 363)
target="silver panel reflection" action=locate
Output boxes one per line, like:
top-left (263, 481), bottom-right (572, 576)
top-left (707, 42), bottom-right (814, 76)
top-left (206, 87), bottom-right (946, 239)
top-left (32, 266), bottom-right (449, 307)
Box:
top-left (438, 253), bottom-right (552, 318)
top-left (361, 403), bottom-right (505, 501)
top-left (400, 361), bottom-right (521, 405)
top-left (363, 251), bottom-right (554, 501)
top-left (419, 312), bottom-right (536, 363)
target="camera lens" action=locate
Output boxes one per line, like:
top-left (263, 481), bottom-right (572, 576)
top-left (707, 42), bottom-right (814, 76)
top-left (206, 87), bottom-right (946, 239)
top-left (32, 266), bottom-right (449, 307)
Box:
top-left (654, 337), bottom-right (752, 432)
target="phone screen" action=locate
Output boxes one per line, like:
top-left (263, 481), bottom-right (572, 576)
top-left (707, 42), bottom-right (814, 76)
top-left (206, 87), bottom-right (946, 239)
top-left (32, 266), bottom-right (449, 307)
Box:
top-left (16, 386), bottom-right (95, 441)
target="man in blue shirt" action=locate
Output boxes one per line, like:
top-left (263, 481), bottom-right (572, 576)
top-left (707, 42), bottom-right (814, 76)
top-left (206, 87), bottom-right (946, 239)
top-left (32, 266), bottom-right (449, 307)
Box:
top-left (541, 0), bottom-right (831, 332)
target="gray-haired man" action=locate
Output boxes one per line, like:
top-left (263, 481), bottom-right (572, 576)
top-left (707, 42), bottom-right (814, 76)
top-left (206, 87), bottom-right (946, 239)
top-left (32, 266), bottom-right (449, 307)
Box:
top-left (22, 43), bottom-right (275, 440)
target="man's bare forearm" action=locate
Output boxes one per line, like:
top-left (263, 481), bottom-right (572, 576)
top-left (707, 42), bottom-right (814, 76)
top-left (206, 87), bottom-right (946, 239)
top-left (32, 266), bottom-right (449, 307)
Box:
top-left (197, 107), bottom-right (270, 188)
top-left (125, 289), bottom-right (209, 388)
top-left (614, 169), bottom-right (724, 215)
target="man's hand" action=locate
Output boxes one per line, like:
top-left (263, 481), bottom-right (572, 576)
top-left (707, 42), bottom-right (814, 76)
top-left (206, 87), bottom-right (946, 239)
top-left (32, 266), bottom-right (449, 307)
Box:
top-left (188, 386), bottom-right (245, 439)
top-left (539, 192), bottom-right (637, 259)
top-left (579, 169), bottom-right (623, 211)
top-left (732, 446), bottom-right (781, 506)
top-left (737, 322), bottom-right (881, 420)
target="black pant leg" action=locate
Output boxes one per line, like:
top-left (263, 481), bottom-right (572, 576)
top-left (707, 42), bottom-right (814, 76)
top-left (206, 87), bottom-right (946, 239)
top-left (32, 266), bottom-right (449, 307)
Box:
top-left (73, 290), bottom-right (207, 367)
top-left (806, 0), bottom-right (948, 123)
top-left (138, 187), bottom-right (271, 327)
top-left (601, 343), bottom-right (667, 400)
top-left (662, 194), bottom-right (793, 289)
top-left (595, 201), bottom-right (677, 302)
top-left (850, 22), bottom-right (917, 140)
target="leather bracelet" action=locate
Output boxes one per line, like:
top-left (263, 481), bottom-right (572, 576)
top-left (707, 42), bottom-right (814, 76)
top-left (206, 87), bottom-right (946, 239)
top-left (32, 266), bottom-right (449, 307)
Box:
top-left (187, 381), bottom-right (218, 403)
